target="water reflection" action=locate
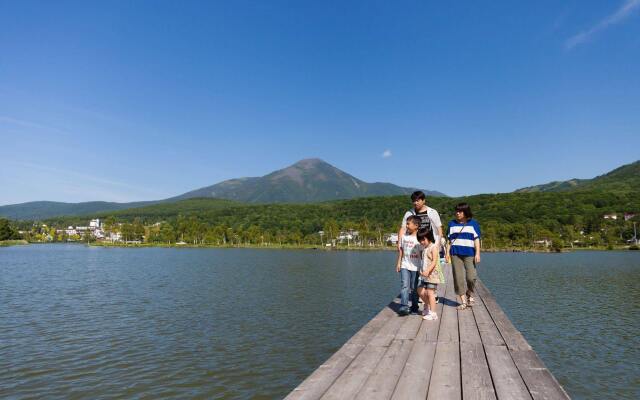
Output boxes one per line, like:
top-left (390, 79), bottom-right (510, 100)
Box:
top-left (1, 246), bottom-right (638, 399)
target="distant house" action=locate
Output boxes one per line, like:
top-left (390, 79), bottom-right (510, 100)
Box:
top-left (603, 214), bottom-right (617, 220)
top-left (385, 233), bottom-right (399, 246)
top-left (337, 230), bottom-right (359, 244)
top-left (108, 232), bottom-right (122, 242)
top-left (624, 212), bottom-right (637, 221)
top-left (89, 219), bottom-right (101, 229)
top-left (533, 239), bottom-right (551, 247)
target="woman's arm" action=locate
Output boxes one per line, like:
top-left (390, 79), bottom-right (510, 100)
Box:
top-left (474, 238), bottom-right (481, 264)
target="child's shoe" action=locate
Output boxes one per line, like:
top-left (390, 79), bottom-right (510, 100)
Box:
top-left (422, 312), bottom-right (438, 321)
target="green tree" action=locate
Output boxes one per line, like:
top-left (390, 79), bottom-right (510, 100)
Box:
top-left (0, 218), bottom-right (18, 240)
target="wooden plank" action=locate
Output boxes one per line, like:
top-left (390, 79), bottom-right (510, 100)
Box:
top-left (427, 341), bottom-right (461, 400)
top-left (395, 314), bottom-right (423, 340)
top-left (472, 293), bottom-right (505, 347)
top-left (484, 345), bottom-right (532, 400)
top-left (461, 342), bottom-right (497, 400)
top-left (458, 304), bottom-right (482, 344)
top-left (419, 301), bottom-right (443, 343)
top-left (320, 345), bottom-right (388, 400)
top-left (510, 350), bottom-right (571, 400)
top-left (475, 282), bottom-right (531, 351)
top-left (355, 339), bottom-right (414, 400)
top-left (390, 341), bottom-right (437, 400)
top-left (437, 296), bottom-right (459, 343)
top-left (285, 343), bottom-right (365, 400)
top-left (285, 305), bottom-right (394, 400)
top-left (349, 305), bottom-right (396, 345)
top-left (369, 313), bottom-right (407, 347)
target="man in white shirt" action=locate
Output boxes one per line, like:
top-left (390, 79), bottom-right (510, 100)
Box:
top-left (398, 191), bottom-right (444, 251)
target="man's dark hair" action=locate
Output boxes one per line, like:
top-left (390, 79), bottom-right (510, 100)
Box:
top-left (410, 191), bottom-right (426, 202)
top-left (417, 228), bottom-right (435, 243)
top-left (455, 202), bottom-right (473, 219)
top-left (407, 215), bottom-right (421, 226)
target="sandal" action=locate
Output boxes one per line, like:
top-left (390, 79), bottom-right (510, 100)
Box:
top-left (468, 296), bottom-right (476, 306)
top-left (457, 303), bottom-right (468, 310)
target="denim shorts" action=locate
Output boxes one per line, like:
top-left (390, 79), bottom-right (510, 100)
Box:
top-left (419, 280), bottom-right (437, 290)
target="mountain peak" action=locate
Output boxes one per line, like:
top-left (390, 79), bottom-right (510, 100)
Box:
top-left (171, 158), bottom-right (443, 203)
top-left (290, 158), bottom-right (329, 169)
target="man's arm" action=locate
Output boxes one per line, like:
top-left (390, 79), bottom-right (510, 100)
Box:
top-left (397, 211), bottom-right (410, 251)
top-left (396, 246), bottom-right (403, 273)
top-left (397, 226), bottom-right (405, 251)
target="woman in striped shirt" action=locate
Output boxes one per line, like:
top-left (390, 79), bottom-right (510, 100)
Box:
top-left (445, 203), bottom-right (481, 310)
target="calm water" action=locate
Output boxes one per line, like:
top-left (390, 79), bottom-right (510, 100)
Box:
top-left (1, 245), bottom-right (638, 399)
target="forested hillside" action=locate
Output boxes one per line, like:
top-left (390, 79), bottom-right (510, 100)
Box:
top-left (27, 185), bottom-right (639, 250)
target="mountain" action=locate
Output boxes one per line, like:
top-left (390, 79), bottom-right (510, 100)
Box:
top-left (170, 158), bottom-right (445, 203)
top-left (0, 201), bottom-right (157, 221)
top-left (0, 158), bottom-right (444, 220)
top-left (515, 160), bottom-right (640, 193)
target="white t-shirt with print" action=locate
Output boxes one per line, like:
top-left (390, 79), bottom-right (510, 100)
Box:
top-left (400, 234), bottom-right (422, 272)
top-left (402, 206), bottom-right (443, 244)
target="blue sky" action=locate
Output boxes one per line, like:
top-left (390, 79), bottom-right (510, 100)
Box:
top-left (1, 0), bottom-right (639, 204)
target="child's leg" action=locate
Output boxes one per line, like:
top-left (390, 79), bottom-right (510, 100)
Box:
top-left (427, 288), bottom-right (437, 315)
top-left (417, 287), bottom-right (429, 310)
top-left (409, 271), bottom-right (420, 312)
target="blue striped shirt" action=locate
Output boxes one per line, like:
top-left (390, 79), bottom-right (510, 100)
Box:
top-left (447, 219), bottom-right (481, 256)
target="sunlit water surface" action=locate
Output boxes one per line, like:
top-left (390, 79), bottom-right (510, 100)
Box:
top-left (1, 245), bottom-right (638, 399)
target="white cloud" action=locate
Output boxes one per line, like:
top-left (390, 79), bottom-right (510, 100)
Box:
top-left (566, 0), bottom-right (640, 49)
top-left (382, 149), bottom-right (392, 158)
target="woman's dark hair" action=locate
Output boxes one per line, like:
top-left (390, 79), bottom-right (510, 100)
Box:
top-left (455, 202), bottom-right (473, 219)
top-left (417, 228), bottom-right (435, 243)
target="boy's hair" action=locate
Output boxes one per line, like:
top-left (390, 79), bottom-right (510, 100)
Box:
top-left (410, 191), bottom-right (426, 202)
top-left (417, 228), bottom-right (435, 243)
top-left (455, 202), bottom-right (473, 219)
top-left (406, 215), bottom-right (421, 227)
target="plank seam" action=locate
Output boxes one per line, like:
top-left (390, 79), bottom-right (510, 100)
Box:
top-left (472, 299), bottom-right (500, 399)
top-left (478, 280), bottom-right (533, 400)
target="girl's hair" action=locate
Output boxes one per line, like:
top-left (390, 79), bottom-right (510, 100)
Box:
top-left (455, 202), bottom-right (473, 219)
top-left (407, 215), bottom-right (421, 226)
top-left (417, 228), bottom-right (435, 243)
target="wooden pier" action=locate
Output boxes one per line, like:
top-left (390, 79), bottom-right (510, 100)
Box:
top-left (285, 265), bottom-right (570, 400)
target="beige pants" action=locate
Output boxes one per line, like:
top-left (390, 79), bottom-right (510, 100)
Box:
top-left (451, 255), bottom-right (476, 296)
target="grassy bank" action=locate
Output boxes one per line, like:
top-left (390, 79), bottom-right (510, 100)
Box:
top-left (0, 240), bottom-right (29, 247)
top-left (86, 241), bottom-right (639, 252)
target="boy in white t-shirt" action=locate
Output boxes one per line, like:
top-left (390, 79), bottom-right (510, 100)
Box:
top-left (395, 215), bottom-right (423, 316)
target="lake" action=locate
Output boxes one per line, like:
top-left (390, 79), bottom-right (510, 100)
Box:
top-left (1, 245), bottom-right (638, 399)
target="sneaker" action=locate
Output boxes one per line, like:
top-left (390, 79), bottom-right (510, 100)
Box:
top-left (398, 307), bottom-right (410, 316)
top-left (422, 309), bottom-right (430, 317)
top-left (410, 308), bottom-right (420, 315)
top-left (423, 312), bottom-right (438, 321)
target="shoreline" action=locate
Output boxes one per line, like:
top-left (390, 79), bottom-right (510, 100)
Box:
top-left (9, 240), bottom-right (639, 252)
top-left (75, 242), bottom-right (640, 252)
